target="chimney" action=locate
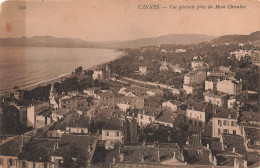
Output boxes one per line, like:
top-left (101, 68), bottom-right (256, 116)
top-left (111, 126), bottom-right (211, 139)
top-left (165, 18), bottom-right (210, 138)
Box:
top-left (243, 159), bottom-right (247, 168)
top-left (112, 157), bottom-right (116, 163)
top-left (209, 151), bottom-right (213, 163)
top-left (88, 144), bottom-right (91, 152)
top-left (20, 135), bottom-right (24, 153)
top-left (119, 153), bottom-right (124, 162)
top-left (56, 141), bottom-right (59, 149)
top-left (220, 133), bottom-right (224, 151)
top-left (180, 150), bottom-right (185, 162)
top-left (206, 143), bottom-right (210, 149)
top-left (232, 147), bottom-right (236, 153)
top-left (143, 110), bottom-right (145, 115)
top-left (234, 158), bottom-right (239, 168)
top-left (213, 156), bottom-right (217, 166)
top-left (157, 147), bottom-right (160, 162)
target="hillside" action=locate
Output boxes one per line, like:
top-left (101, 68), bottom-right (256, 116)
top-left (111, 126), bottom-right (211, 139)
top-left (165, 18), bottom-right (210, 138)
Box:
top-left (105, 34), bottom-right (217, 48)
top-left (211, 31), bottom-right (260, 44)
top-left (0, 34), bottom-right (216, 49)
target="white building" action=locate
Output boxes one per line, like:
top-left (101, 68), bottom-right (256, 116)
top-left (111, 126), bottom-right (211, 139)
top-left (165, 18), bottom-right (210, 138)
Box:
top-left (117, 102), bottom-right (132, 112)
top-left (191, 61), bottom-right (204, 70)
top-left (93, 70), bottom-right (103, 80)
top-left (52, 108), bottom-right (70, 122)
top-left (83, 88), bottom-right (97, 97)
top-left (139, 66), bottom-right (147, 75)
top-left (230, 50), bottom-right (251, 61)
top-left (184, 71), bottom-right (206, 85)
top-left (186, 103), bottom-right (207, 127)
top-left (183, 71), bottom-right (206, 95)
top-left (137, 107), bottom-right (161, 127)
top-left (162, 100), bottom-right (182, 111)
top-left (154, 110), bottom-right (175, 127)
top-left (216, 79), bottom-right (242, 95)
top-left (175, 49), bottom-right (186, 53)
top-left (227, 97), bottom-right (237, 109)
top-left (101, 118), bottom-right (123, 143)
top-left (204, 91), bottom-right (227, 107)
top-left (159, 60), bottom-right (169, 71)
top-left (118, 87), bottom-right (127, 95)
top-left (212, 108), bottom-right (240, 138)
top-left (205, 80), bottom-right (214, 91)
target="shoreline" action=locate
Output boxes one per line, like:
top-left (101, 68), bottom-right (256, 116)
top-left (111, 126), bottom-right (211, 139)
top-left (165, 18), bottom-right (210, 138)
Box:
top-left (0, 50), bottom-right (126, 95)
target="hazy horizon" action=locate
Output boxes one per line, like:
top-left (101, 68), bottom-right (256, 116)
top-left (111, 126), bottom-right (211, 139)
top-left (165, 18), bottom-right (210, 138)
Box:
top-left (0, 0), bottom-right (260, 41)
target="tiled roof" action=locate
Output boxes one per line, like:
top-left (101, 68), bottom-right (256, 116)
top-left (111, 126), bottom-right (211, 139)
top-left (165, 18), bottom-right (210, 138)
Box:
top-left (50, 112), bottom-right (90, 130)
top-left (52, 134), bottom-right (98, 159)
top-left (19, 138), bottom-right (59, 162)
top-left (222, 134), bottom-right (247, 154)
top-left (182, 145), bottom-right (211, 165)
top-left (244, 127), bottom-right (260, 142)
top-left (240, 111), bottom-right (260, 123)
top-left (67, 115), bottom-right (90, 128)
top-left (53, 108), bottom-right (70, 116)
top-left (216, 152), bottom-right (245, 167)
top-left (155, 111), bottom-right (176, 124)
top-left (0, 135), bottom-right (31, 156)
top-left (103, 117), bottom-right (122, 131)
top-left (213, 108), bottom-right (237, 119)
top-left (138, 106), bottom-right (162, 117)
top-left (204, 91), bottom-right (227, 98)
top-left (102, 144), bottom-right (180, 164)
top-left (37, 108), bottom-right (52, 117)
top-left (187, 102), bottom-right (208, 112)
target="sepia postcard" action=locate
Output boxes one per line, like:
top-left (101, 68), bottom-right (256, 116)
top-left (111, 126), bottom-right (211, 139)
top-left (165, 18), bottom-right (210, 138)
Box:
top-left (0, 0), bottom-right (259, 167)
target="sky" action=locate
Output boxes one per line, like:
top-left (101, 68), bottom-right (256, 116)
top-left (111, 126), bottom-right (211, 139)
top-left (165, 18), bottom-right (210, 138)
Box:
top-left (0, 0), bottom-right (260, 41)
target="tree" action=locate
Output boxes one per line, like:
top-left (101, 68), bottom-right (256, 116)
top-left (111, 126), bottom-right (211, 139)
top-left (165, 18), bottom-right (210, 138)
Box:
top-left (75, 66), bottom-right (83, 75)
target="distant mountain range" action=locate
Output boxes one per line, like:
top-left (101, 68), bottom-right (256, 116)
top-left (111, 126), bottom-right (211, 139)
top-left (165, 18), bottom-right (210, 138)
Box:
top-left (0, 34), bottom-right (216, 49)
top-left (0, 31), bottom-right (259, 49)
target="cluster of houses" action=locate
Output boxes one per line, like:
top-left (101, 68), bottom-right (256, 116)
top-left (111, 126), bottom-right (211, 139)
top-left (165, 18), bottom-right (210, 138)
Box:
top-left (0, 43), bottom-right (259, 168)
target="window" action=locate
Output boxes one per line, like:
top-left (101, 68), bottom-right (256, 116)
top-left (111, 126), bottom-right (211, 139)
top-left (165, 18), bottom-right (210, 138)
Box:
top-left (106, 132), bottom-right (109, 136)
top-left (149, 117), bottom-right (152, 121)
top-left (200, 114), bottom-right (202, 120)
top-left (141, 115), bottom-right (143, 120)
top-left (22, 162), bottom-right (26, 168)
top-left (8, 158), bottom-right (14, 166)
top-left (0, 158), bottom-right (3, 165)
top-left (231, 121), bottom-right (236, 126)
top-left (218, 129), bottom-right (221, 135)
top-left (223, 129), bottom-right (227, 133)
top-left (49, 133), bottom-right (52, 137)
top-left (233, 130), bottom-right (236, 135)
top-left (223, 120), bottom-right (227, 126)
top-left (218, 120), bottom-right (222, 126)
top-left (116, 132), bottom-right (120, 137)
top-left (189, 120), bottom-right (193, 124)
top-left (199, 122), bottom-right (202, 126)
top-left (194, 121), bottom-right (197, 126)
top-left (44, 164), bottom-right (48, 168)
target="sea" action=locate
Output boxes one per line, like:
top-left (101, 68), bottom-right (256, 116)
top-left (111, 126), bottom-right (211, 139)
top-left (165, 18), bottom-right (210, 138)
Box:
top-left (0, 47), bottom-right (121, 94)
